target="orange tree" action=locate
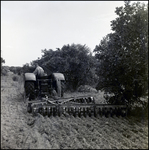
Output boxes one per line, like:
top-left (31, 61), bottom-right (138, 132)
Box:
top-left (94, 1), bottom-right (148, 105)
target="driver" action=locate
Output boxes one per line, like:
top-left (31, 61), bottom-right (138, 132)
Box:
top-left (33, 63), bottom-right (45, 79)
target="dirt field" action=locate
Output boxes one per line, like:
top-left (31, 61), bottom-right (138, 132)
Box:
top-left (1, 73), bottom-right (148, 149)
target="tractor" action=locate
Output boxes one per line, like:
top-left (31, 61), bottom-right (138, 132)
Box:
top-left (24, 72), bottom-right (65, 100)
top-left (24, 72), bottom-right (128, 117)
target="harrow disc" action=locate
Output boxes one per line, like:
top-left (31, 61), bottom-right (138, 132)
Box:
top-left (27, 103), bottom-right (32, 113)
top-left (82, 98), bottom-right (86, 103)
top-left (26, 95), bottom-right (127, 118)
top-left (58, 107), bottom-right (62, 116)
top-left (32, 105), bottom-right (38, 116)
top-left (102, 107), bottom-right (106, 116)
top-left (41, 106), bottom-right (47, 116)
top-left (115, 107), bottom-right (121, 117)
top-left (104, 108), bottom-right (108, 117)
top-left (52, 107), bottom-right (57, 116)
top-left (47, 107), bottom-right (52, 117)
top-left (78, 107), bottom-right (82, 117)
top-left (109, 108), bottom-right (114, 117)
top-left (72, 107), bottom-right (76, 117)
top-left (62, 107), bottom-right (66, 115)
top-left (70, 107), bottom-right (74, 115)
top-left (87, 107), bottom-right (92, 117)
top-left (86, 98), bottom-right (90, 103)
top-left (121, 108), bottom-right (127, 117)
top-left (75, 107), bottom-right (79, 117)
top-left (83, 107), bottom-right (87, 117)
top-left (94, 107), bottom-right (98, 117)
top-left (113, 107), bottom-right (117, 116)
top-left (98, 108), bottom-right (102, 117)
top-left (102, 107), bottom-right (110, 117)
top-left (68, 107), bottom-right (71, 115)
top-left (89, 97), bottom-right (95, 103)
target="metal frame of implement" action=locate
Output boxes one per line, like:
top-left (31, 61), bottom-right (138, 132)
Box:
top-left (27, 96), bottom-right (128, 117)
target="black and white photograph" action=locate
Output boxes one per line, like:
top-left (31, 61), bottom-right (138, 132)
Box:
top-left (1, 1), bottom-right (148, 149)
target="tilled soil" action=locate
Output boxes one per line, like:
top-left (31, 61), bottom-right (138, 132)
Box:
top-left (1, 73), bottom-right (148, 149)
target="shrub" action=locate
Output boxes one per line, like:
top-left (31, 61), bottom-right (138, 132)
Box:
top-left (1, 68), bottom-right (8, 76)
top-left (12, 75), bottom-right (19, 81)
top-left (94, 2), bottom-right (148, 105)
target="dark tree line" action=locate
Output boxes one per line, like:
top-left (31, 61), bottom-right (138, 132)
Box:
top-left (31, 44), bottom-right (98, 91)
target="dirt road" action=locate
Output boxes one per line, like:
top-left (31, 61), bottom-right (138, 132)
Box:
top-left (1, 73), bottom-right (148, 149)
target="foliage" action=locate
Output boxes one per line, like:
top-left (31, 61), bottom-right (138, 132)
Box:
top-left (22, 63), bottom-right (34, 74)
top-left (32, 44), bottom-right (98, 90)
top-left (1, 57), bottom-right (5, 65)
top-left (94, 1), bottom-right (148, 105)
top-left (1, 57), bottom-right (8, 76)
top-left (9, 66), bottom-right (23, 75)
top-left (1, 66), bottom-right (8, 76)
top-left (59, 44), bottom-right (98, 90)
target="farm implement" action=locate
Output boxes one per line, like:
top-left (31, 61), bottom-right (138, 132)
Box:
top-left (24, 73), bottom-right (128, 117)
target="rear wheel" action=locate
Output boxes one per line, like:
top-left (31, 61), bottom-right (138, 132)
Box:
top-left (24, 81), bottom-right (36, 100)
top-left (54, 79), bottom-right (65, 98)
top-left (61, 81), bottom-right (65, 97)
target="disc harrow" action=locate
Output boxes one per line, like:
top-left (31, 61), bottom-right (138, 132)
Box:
top-left (27, 96), bottom-right (127, 117)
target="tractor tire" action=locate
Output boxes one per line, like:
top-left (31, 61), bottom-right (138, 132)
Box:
top-left (61, 81), bottom-right (65, 97)
top-left (25, 81), bottom-right (35, 100)
top-left (51, 89), bottom-right (58, 97)
top-left (27, 103), bottom-right (32, 113)
top-left (54, 80), bottom-right (65, 98)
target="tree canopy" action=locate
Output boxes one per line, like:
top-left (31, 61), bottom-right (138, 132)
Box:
top-left (94, 1), bottom-right (148, 105)
top-left (32, 43), bottom-right (98, 90)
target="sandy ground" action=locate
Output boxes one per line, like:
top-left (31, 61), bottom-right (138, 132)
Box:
top-left (1, 73), bottom-right (148, 149)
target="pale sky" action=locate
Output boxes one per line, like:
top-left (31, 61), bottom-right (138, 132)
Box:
top-left (1, 1), bottom-right (148, 67)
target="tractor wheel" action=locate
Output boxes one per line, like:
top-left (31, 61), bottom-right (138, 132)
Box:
top-left (51, 89), bottom-right (58, 97)
top-left (61, 81), bottom-right (65, 97)
top-left (58, 107), bottom-right (62, 117)
top-left (54, 79), bottom-right (65, 98)
top-left (56, 80), bottom-right (65, 97)
top-left (25, 81), bottom-right (36, 100)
